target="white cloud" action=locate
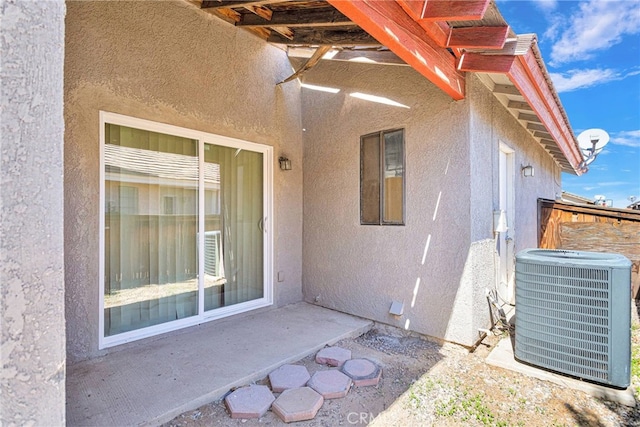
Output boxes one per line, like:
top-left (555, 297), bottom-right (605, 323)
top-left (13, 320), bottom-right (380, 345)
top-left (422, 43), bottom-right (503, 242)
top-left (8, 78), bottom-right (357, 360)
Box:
top-left (550, 0), bottom-right (640, 65)
top-left (550, 67), bottom-right (640, 92)
top-left (611, 130), bottom-right (640, 148)
top-left (549, 68), bottom-right (619, 92)
top-left (596, 181), bottom-right (632, 188)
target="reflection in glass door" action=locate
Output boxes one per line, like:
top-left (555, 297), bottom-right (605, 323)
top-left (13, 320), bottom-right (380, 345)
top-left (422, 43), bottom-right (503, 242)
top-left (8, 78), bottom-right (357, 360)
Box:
top-left (203, 144), bottom-right (264, 311)
top-left (104, 124), bottom-right (199, 337)
top-left (100, 112), bottom-right (272, 348)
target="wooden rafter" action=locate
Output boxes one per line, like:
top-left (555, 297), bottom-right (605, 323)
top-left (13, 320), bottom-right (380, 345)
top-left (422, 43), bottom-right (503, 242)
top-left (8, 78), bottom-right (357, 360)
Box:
top-left (423, 0), bottom-right (490, 20)
top-left (201, 0), bottom-right (279, 9)
top-left (278, 45), bottom-right (332, 85)
top-left (271, 26), bottom-right (294, 40)
top-left (448, 26), bottom-right (508, 49)
top-left (492, 84), bottom-right (519, 96)
top-left (507, 100), bottom-right (533, 111)
top-left (395, 0), bottom-right (428, 19)
top-left (526, 123), bottom-right (547, 132)
top-left (457, 53), bottom-right (515, 73)
top-left (396, 0), bottom-right (490, 21)
top-left (187, 0), bottom-right (242, 23)
top-left (245, 4), bottom-right (273, 20)
top-left (518, 112), bottom-right (541, 123)
top-left (410, 19), bottom-right (450, 47)
top-left (396, 1), bottom-right (505, 53)
top-left (396, 1), bottom-right (453, 52)
top-left (540, 139), bottom-right (563, 152)
top-left (237, 7), bottom-right (353, 27)
top-left (267, 26), bottom-right (378, 45)
top-left (534, 131), bottom-right (552, 139)
top-left (327, 0), bottom-right (465, 99)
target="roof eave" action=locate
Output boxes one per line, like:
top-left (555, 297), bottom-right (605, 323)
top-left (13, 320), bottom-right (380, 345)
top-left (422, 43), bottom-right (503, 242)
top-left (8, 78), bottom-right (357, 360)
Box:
top-left (326, 0), bottom-right (583, 174)
top-left (506, 45), bottom-right (583, 175)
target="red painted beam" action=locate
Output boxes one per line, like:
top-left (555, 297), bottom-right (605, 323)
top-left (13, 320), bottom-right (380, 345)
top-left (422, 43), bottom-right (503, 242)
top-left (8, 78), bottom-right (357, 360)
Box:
top-left (417, 20), bottom-right (451, 47)
top-left (457, 53), bottom-right (515, 73)
top-left (396, 0), bottom-right (490, 21)
top-left (448, 26), bottom-right (509, 49)
top-left (422, 0), bottom-right (490, 21)
top-left (397, 1), bottom-right (506, 50)
top-left (507, 50), bottom-right (583, 173)
top-left (396, 0), bottom-right (426, 19)
top-left (397, 0), bottom-right (450, 47)
top-left (328, 0), bottom-right (465, 100)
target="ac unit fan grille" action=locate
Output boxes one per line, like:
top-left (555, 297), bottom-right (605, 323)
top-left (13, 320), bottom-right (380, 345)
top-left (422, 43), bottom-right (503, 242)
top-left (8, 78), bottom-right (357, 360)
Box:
top-left (516, 262), bottom-right (611, 383)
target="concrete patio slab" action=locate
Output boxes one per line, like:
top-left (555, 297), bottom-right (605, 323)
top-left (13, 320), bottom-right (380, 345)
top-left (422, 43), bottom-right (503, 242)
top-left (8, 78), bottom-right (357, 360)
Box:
top-left (271, 387), bottom-right (324, 423)
top-left (486, 337), bottom-right (636, 407)
top-left (342, 358), bottom-right (382, 387)
top-left (315, 346), bottom-right (352, 367)
top-left (224, 384), bottom-right (274, 419)
top-left (66, 302), bottom-right (372, 426)
top-left (269, 364), bottom-right (311, 392)
top-left (308, 369), bottom-right (352, 399)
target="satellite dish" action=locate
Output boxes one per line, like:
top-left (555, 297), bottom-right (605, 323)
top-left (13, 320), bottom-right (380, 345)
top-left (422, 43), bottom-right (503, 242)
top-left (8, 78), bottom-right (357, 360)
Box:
top-left (577, 129), bottom-right (609, 157)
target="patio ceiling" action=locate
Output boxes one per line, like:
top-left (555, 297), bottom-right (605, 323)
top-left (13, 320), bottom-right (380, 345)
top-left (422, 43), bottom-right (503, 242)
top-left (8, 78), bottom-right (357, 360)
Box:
top-left (187, 0), bottom-right (584, 175)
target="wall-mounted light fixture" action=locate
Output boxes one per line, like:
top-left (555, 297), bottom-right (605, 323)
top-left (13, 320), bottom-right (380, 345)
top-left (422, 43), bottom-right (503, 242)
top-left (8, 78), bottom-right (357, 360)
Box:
top-left (279, 156), bottom-right (292, 171)
top-left (521, 165), bottom-right (534, 177)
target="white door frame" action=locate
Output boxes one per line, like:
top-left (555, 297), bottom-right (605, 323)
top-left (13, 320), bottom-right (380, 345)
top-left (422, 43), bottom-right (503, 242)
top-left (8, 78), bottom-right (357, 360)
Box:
top-left (498, 142), bottom-right (515, 304)
top-left (99, 111), bottom-right (274, 349)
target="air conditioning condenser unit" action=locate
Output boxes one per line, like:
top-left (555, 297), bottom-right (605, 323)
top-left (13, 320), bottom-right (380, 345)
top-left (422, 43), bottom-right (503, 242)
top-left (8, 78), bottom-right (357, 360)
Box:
top-left (515, 249), bottom-right (632, 388)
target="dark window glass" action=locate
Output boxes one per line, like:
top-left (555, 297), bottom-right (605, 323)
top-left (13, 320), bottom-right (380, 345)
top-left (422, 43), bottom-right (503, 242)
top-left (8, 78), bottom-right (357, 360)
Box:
top-left (360, 129), bottom-right (405, 225)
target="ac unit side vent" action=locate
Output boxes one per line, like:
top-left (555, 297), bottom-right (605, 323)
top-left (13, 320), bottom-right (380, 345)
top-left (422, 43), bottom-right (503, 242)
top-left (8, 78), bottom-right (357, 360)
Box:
top-left (204, 230), bottom-right (222, 277)
top-left (515, 249), bottom-right (632, 388)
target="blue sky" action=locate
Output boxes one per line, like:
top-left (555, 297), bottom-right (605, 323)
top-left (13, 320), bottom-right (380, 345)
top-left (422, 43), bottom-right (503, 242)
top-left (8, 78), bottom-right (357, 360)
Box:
top-left (497, 0), bottom-right (640, 208)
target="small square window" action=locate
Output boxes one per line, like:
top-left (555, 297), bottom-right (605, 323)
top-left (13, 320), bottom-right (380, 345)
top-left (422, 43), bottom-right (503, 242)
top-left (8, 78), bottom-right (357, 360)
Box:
top-left (360, 129), bottom-right (405, 225)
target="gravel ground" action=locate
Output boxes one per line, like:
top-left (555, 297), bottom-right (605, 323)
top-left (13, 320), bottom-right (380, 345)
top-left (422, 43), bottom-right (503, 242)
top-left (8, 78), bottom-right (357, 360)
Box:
top-left (165, 306), bottom-right (640, 427)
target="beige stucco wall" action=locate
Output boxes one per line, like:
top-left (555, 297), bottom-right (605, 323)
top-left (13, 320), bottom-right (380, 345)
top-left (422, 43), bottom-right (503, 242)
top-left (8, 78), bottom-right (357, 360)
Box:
top-left (301, 63), bottom-right (562, 346)
top-left (63, 0), bottom-right (564, 358)
top-left (447, 75), bottom-right (562, 344)
top-left (64, 0), bottom-right (304, 361)
top-left (1, 0), bottom-right (67, 424)
top-left (300, 60), bottom-right (481, 345)
top-left (467, 75), bottom-right (562, 250)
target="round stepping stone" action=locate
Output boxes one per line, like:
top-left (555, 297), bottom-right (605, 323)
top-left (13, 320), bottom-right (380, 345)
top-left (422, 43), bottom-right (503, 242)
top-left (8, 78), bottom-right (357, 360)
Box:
top-left (271, 387), bottom-right (324, 423)
top-left (341, 358), bottom-right (382, 387)
top-left (315, 346), bottom-right (352, 367)
top-left (269, 364), bottom-right (311, 393)
top-left (224, 384), bottom-right (275, 419)
top-left (308, 369), bottom-right (352, 399)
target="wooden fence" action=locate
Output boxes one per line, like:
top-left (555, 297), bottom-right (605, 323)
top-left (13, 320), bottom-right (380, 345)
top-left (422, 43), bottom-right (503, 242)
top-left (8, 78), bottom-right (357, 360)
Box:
top-left (538, 198), bottom-right (640, 298)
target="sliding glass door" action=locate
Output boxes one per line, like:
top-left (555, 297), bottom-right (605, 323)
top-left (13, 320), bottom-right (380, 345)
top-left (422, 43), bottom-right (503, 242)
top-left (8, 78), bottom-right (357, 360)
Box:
top-left (100, 112), bottom-right (272, 348)
top-left (203, 144), bottom-right (264, 311)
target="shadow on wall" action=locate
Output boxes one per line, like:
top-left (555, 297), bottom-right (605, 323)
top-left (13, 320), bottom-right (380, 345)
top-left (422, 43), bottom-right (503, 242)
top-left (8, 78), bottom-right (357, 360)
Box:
top-left (441, 238), bottom-right (497, 346)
